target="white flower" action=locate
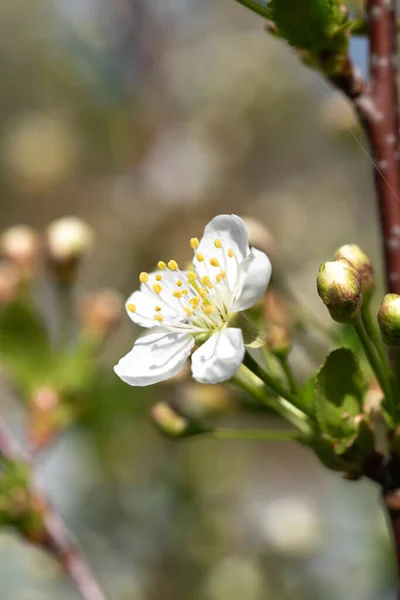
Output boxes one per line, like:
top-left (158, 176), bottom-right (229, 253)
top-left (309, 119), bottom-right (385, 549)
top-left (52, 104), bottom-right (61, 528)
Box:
top-left (114, 215), bottom-right (272, 386)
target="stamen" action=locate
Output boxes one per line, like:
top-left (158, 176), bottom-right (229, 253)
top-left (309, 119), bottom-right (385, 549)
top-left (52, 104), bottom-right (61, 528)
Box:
top-left (190, 238), bottom-right (199, 249)
top-left (202, 305), bottom-right (215, 315)
top-left (168, 260), bottom-right (178, 270)
top-left (182, 289), bottom-right (189, 295)
top-left (190, 297), bottom-right (200, 308)
top-left (210, 257), bottom-right (219, 267)
top-left (196, 252), bottom-right (204, 262)
top-left (214, 238), bottom-right (222, 249)
top-left (156, 275), bottom-right (162, 281)
top-left (187, 271), bottom-right (197, 282)
top-left (158, 261), bottom-right (166, 269)
top-left (154, 314), bottom-right (164, 322)
top-left (201, 275), bottom-right (213, 288)
top-left (227, 249), bottom-right (234, 258)
top-left (216, 270), bottom-right (227, 283)
top-left (155, 306), bottom-right (162, 312)
top-left (139, 272), bottom-right (149, 283)
top-left (152, 284), bottom-right (162, 294)
top-left (199, 287), bottom-right (208, 298)
top-left (173, 290), bottom-right (182, 298)
top-left (177, 280), bottom-right (182, 287)
top-left (127, 303), bottom-right (136, 313)
top-left (184, 307), bottom-right (193, 316)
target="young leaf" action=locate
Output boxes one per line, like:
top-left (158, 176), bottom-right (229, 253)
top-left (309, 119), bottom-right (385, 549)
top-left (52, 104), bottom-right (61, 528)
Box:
top-left (314, 348), bottom-right (365, 440)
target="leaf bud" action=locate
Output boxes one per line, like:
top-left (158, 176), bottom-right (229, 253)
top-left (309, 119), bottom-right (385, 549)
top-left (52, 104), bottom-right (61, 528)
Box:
top-left (377, 294), bottom-right (400, 347)
top-left (265, 325), bottom-right (292, 358)
top-left (317, 259), bottom-right (362, 324)
top-left (45, 216), bottom-right (93, 283)
top-left (334, 243), bottom-right (375, 299)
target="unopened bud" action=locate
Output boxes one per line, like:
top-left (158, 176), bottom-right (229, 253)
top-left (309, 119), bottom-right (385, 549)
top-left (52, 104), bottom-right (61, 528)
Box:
top-left (317, 259), bottom-right (362, 324)
top-left (377, 294), bottom-right (400, 347)
top-left (266, 325), bottom-right (292, 358)
top-left (151, 402), bottom-right (190, 438)
top-left (0, 261), bottom-right (21, 304)
top-left (1, 225), bottom-right (39, 279)
top-left (79, 289), bottom-right (123, 342)
top-left (28, 386), bottom-right (64, 450)
top-left (263, 290), bottom-right (293, 328)
top-left (45, 216), bottom-right (93, 282)
top-left (334, 244), bottom-right (375, 298)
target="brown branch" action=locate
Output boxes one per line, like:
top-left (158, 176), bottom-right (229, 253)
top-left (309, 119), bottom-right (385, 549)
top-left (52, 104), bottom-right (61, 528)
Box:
top-left (330, 0), bottom-right (400, 294)
top-left (0, 416), bottom-right (108, 600)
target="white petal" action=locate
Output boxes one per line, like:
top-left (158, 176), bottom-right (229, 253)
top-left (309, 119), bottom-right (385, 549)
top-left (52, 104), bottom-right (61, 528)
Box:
top-left (114, 330), bottom-right (194, 386)
top-left (126, 269), bottom-right (189, 327)
top-left (191, 328), bottom-right (245, 384)
top-left (194, 215), bottom-right (250, 285)
top-left (232, 247), bottom-right (272, 311)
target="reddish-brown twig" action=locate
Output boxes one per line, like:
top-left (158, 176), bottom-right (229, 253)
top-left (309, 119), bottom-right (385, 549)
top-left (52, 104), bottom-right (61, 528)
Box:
top-left (0, 415), bottom-right (108, 600)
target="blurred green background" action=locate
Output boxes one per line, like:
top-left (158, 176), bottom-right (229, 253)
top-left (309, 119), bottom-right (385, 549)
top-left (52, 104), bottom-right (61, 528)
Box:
top-left (0, 0), bottom-right (396, 598)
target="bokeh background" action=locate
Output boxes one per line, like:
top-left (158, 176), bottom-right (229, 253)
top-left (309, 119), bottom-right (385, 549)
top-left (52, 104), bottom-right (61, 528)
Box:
top-left (0, 0), bottom-right (396, 598)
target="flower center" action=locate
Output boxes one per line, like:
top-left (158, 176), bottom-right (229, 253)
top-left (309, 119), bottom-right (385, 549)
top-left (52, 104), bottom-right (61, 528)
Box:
top-left (127, 236), bottom-right (240, 336)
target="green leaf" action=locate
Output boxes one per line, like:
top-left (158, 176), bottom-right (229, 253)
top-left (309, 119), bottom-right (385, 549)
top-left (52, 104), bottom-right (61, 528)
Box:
top-left (268, 0), bottom-right (346, 52)
top-left (0, 301), bottom-right (51, 395)
top-left (314, 348), bottom-right (365, 440)
top-left (298, 376), bottom-right (317, 417)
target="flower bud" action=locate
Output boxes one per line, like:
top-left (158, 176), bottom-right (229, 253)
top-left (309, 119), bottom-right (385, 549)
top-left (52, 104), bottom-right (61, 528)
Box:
top-left (45, 216), bottom-right (93, 283)
top-left (28, 386), bottom-right (63, 450)
top-left (377, 294), bottom-right (400, 347)
top-left (263, 290), bottom-right (293, 328)
top-left (334, 244), bottom-right (375, 299)
top-left (150, 402), bottom-right (190, 438)
top-left (0, 261), bottom-right (21, 304)
top-left (1, 225), bottom-right (39, 279)
top-left (265, 325), bottom-right (292, 358)
top-left (78, 289), bottom-right (123, 342)
top-left (317, 259), bottom-right (362, 324)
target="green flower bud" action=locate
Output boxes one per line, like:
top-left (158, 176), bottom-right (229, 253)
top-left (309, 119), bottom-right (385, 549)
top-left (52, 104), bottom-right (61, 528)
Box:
top-left (266, 325), bottom-right (292, 358)
top-left (150, 402), bottom-right (190, 438)
top-left (317, 259), bottom-right (362, 324)
top-left (377, 294), bottom-right (400, 347)
top-left (334, 244), bottom-right (375, 299)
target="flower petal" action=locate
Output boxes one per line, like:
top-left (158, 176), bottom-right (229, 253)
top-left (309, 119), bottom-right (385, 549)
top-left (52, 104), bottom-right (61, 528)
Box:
top-left (191, 327), bottom-right (245, 384)
top-left (232, 247), bottom-right (272, 311)
top-left (114, 330), bottom-right (194, 386)
top-left (194, 215), bottom-right (250, 286)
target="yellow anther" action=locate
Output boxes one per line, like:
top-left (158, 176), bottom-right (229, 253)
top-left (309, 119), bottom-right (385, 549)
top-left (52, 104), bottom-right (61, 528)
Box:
top-left (210, 257), bottom-right (219, 267)
top-left (227, 248), bottom-right (234, 258)
top-left (201, 275), bottom-right (212, 288)
top-left (182, 289), bottom-right (189, 295)
top-left (173, 290), bottom-right (182, 298)
top-left (158, 261), bottom-right (166, 269)
top-left (190, 237), bottom-right (199, 249)
top-left (184, 307), bottom-right (193, 316)
top-left (202, 305), bottom-right (215, 315)
top-left (155, 305), bottom-right (162, 312)
top-left (168, 259), bottom-right (178, 270)
top-left (177, 280), bottom-right (182, 287)
top-left (139, 272), bottom-right (149, 283)
top-left (216, 270), bottom-right (227, 283)
top-left (214, 238), bottom-right (222, 249)
top-left (127, 303), bottom-right (136, 313)
top-left (190, 297), bottom-right (200, 307)
top-left (187, 271), bottom-right (197, 282)
top-left (152, 283), bottom-right (162, 294)
top-left (199, 287), bottom-right (208, 298)
top-left (154, 314), bottom-right (164, 322)
top-left (156, 274), bottom-right (162, 281)
top-left (196, 252), bottom-right (204, 262)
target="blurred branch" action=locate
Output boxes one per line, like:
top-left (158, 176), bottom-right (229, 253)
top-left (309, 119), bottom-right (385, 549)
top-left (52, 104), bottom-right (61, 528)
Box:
top-left (329, 0), bottom-right (400, 294)
top-left (0, 414), bottom-right (108, 600)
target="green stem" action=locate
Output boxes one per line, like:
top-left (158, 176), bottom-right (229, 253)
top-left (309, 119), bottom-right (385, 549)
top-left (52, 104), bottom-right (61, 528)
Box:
top-left (394, 349), bottom-right (400, 403)
top-left (57, 282), bottom-right (73, 350)
top-left (234, 0), bottom-right (270, 19)
top-left (354, 319), bottom-right (395, 415)
top-left (243, 352), bottom-right (300, 407)
top-left (278, 356), bottom-right (300, 396)
top-left (232, 366), bottom-right (310, 435)
top-left (209, 429), bottom-right (297, 442)
top-left (362, 303), bottom-right (391, 377)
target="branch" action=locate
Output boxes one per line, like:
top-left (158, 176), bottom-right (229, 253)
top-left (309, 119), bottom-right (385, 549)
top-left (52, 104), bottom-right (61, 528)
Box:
top-left (0, 416), bottom-right (108, 600)
top-left (329, 0), bottom-right (400, 294)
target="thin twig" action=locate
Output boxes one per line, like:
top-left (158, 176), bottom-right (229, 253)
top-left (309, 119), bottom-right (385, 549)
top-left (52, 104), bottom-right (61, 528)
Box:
top-left (0, 415), bottom-right (108, 600)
